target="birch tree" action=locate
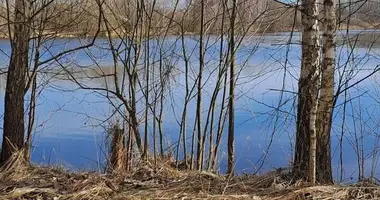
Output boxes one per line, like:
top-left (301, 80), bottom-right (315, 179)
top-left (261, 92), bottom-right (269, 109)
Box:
top-left (293, 0), bottom-right (321, 183)
top-left (316, 0), bottom-right (336, 184)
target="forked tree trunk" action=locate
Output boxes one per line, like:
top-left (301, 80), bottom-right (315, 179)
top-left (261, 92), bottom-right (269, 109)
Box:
top-left (316, 0), bottom-right (336, 184)
top-left (293, 0), bottom-right (320, 183)
top-left (1, 0), bottom-right (30, 165)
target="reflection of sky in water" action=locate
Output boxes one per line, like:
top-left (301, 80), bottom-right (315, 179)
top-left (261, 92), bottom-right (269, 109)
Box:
top-left (0, 34), bottom-right (380, 182)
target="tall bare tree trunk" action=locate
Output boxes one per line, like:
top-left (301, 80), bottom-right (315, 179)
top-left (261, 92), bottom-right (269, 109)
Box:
top-left (208, 2), bottom-right (226, 171)
top-left (158, 50), bottom-right (166, 158)
top-left (196, 0), bottom-right (205, 171)
top-left (1, 0), bottom-right (30, 165)
top-left (316, 0), bottom-right (336, 184)
top-left (227, 0), bottom-right (237, 176)
top-left (293, 0), bottom-right (320, 183)
top-left (143, 26), bottom-right (150, 161)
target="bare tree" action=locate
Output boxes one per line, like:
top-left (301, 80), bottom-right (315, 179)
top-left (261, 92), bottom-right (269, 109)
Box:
top-left (293, 0), bottom-right (321, 183)
top-left (227, 0), bottom-right (237, 176)
top-left (1, 0), bottom-right (101, 165)
top-left (315, 0), bottom-right (336, 184)
top-left (196, 0), bottom-right (205, 171)
top-left (1, 0), bottom-right (30, 165)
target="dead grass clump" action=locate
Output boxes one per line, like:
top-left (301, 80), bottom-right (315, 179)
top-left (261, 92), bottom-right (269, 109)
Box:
top-left (0, 166), bottom-right (117, 200)
top-left (107, 124), bottom-right (127, 173)
top-left (61, 182), bottom-right (113, 200)
top-left (1, 187), bottom-right (57, 200)
top-left (129, 155), bottom-right (185, 181)
top-left (0, 150), bottom-right (32, 182)
top-left (221, 168), bottom-right (293, 196)
top-left (152, 157), bottom-right (186, 179)
top-left (346, 186), bottom-right (380, 199)
top-left (3, 158), bottom-right (380, 200)
top-left (267, 184), bottom-right (380, 200)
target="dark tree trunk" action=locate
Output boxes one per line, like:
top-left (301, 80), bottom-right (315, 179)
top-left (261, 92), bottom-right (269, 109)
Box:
top-left (196, 0), bottom-right (205, 171)
top-left (1, 0), bottom-right (30, 165)
top-left (227, 0), bottom-right (237, 176)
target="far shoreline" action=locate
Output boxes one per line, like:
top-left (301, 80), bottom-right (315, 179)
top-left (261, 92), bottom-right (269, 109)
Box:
top-left (0, 27), bottom-right (380, 40)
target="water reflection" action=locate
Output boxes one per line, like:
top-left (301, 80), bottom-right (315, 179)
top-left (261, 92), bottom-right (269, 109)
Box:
top-left (0, 32), bottom-right (380, 181)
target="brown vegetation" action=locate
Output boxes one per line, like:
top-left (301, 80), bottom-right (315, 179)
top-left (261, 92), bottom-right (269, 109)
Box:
top-left (1, 152), bottom-right (380, 200)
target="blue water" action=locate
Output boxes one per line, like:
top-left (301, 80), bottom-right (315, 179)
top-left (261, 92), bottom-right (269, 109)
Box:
top-left (0, 32), bottom-right (380, 182)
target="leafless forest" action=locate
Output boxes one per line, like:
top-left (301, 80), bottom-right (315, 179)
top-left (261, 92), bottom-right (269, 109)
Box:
top-left (1, 0), bottom-right (380, 187)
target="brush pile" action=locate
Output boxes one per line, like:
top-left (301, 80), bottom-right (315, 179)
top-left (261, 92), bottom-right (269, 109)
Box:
top-left (1, 153), bottom-right (380, 199)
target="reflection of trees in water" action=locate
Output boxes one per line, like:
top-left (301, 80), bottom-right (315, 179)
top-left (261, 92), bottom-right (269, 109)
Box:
top-left (338, 32), bottom-right (380, 48)
top-left (68, 64), bottom-right (182, 92)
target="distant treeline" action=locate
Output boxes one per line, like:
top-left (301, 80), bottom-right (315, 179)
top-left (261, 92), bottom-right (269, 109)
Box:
top-left (0, 0), bottom-right (379, 38)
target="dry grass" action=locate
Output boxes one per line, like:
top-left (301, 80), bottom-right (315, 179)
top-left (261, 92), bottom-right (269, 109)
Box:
top-left (1, 154), bottom-right (380, 199)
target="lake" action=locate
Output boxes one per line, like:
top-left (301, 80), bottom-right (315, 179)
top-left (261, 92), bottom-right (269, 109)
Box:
top-left (1, 30), bottom-right (380, 182)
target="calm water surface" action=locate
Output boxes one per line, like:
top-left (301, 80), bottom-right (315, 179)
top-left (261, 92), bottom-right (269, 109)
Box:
top-left (0, 31), bottom-right (380, 181)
